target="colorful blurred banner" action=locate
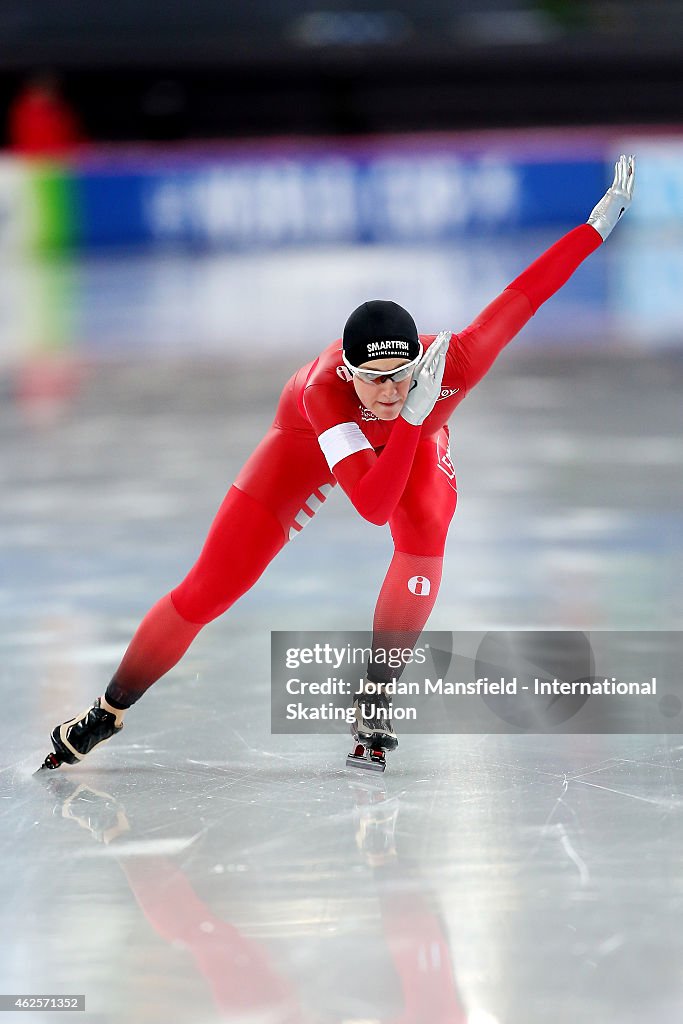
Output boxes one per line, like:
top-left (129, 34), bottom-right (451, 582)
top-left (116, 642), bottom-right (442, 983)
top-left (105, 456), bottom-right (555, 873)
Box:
top-left (0, 136), bottom-right (611, 252)
top-left (2, 132), bottom-right (682, 357)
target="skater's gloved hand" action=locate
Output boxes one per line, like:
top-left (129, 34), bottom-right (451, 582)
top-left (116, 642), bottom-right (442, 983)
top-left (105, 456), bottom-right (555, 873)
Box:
top-left (587, 154), bottom-right (635, 241)
top-left (400, 331), bottom-right (451, 426)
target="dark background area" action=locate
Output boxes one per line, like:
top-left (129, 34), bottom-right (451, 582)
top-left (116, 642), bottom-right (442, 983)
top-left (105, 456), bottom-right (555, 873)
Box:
top-left (0, 0), bottom-right (682, 142)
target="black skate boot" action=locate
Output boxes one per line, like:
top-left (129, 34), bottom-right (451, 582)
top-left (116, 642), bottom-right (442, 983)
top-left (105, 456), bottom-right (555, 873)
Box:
top-left (346, 683), bottom-right (398, 773)
top-left (36, 696), bottom-right (125, 771)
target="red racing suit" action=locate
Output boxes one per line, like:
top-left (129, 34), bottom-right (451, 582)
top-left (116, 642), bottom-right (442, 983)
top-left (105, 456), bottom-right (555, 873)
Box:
top-left (107, 224), bottom-right (602, 706)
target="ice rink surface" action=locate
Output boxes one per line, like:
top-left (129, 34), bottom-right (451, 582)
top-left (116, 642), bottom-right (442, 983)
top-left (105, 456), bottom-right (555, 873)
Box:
top-left (1, 242), bottom-right (683, 1023)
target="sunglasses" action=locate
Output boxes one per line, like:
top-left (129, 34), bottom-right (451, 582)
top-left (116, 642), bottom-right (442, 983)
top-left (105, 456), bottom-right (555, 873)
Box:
top-left (342, 343), bottom-right (423, 385)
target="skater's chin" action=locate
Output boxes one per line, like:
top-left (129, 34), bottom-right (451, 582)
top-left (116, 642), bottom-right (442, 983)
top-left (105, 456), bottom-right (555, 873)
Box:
top-left (373, 401), bottom-right (402, 420)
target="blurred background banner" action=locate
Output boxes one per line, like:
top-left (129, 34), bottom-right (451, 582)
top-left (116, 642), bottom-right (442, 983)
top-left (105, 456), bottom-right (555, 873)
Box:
top-left (0, 138), bottom-right (610, 252)
top-left (0, 132), bottom-right (678, 361)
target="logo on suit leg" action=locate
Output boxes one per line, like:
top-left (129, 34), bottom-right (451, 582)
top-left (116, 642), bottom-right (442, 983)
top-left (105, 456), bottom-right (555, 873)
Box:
top-left (408, 575), bottom-right (431, 596)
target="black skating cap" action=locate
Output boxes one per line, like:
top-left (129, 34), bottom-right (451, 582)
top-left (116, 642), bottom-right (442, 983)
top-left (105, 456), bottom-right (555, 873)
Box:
top-left (342, 300), bottom-right (420, 368)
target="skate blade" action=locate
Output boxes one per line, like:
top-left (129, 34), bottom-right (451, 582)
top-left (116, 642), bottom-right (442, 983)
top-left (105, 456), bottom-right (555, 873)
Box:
top-left (346, 744), bottom-right (386, 773)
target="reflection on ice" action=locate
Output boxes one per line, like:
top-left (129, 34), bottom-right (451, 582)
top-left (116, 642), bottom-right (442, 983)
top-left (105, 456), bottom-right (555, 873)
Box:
top-left (1, 730), bottom-right (678, 1024)
top-left (33, 768), bottom-right (468, 1024)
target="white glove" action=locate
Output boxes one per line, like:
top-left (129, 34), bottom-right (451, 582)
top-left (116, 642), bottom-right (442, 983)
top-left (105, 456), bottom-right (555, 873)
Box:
top-left (587, 154), bottom-right (635, 241)
top-left (400, 331), bottom-right (451, 426)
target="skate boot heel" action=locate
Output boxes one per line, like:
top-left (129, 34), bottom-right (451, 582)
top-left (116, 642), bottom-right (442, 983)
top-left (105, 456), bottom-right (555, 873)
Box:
top-left (346, 743), bottom-right (387, 773)
top-left (35, 751), bottom-right (64, 773)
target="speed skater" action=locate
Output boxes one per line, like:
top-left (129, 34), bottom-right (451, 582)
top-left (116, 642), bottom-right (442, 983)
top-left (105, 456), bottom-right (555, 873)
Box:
top-left (37, 155), bottom-right (636, 774)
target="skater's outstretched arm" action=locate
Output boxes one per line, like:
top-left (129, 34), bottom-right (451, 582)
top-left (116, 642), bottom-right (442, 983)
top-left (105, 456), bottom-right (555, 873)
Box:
top-left (450, 154), bottom-right (635, 394)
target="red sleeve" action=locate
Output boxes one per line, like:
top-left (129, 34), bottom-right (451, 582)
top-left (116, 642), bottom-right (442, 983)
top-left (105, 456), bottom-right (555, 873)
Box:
top-left (303, 382), bottom-right (420, 526)
top-left (508, 223), bottom-right (602, 313)
top-left (452, 223), bottom-right (602, 393)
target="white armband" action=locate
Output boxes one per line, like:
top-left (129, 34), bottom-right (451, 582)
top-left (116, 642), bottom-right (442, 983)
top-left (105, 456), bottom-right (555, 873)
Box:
top-left (317, 422), bottom-right (373, 471)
